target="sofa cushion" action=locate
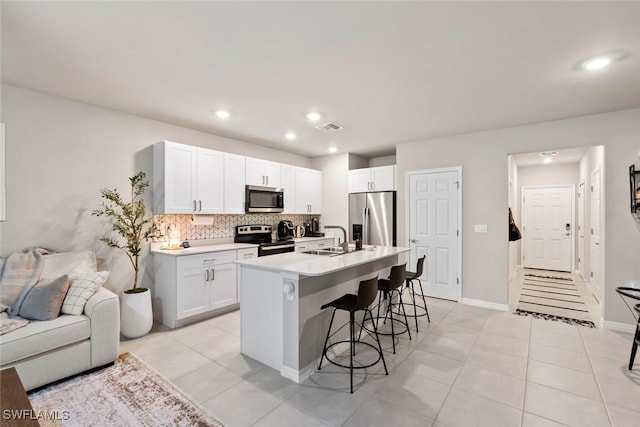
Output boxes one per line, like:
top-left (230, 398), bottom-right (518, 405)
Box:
top-left (0, 314), bottom-right (90, 365)
top-left (19, 275), bottom-right (70, 321)
top-left (62, 271), bottom-right (110, 316)
top-left (41, 250), bottom-right (97, 280)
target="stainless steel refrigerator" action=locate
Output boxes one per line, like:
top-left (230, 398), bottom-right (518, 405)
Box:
top-left (349, 191), bottom-right (396, 246)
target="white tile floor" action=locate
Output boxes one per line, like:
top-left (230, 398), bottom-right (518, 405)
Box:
top-left (120, 297), bottom-right (640, 427)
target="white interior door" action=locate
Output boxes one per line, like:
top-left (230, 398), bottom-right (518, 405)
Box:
top-left (577, 181), bottom-right (585, 278)
top-left (522, 186), bottom-right (573, 272)
top-left (590, 168), bottom-right (602, 306)
top-left (408, 169), bottom-right (460, 301)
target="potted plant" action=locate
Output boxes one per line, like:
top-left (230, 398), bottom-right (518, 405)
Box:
top-left (93, 171), bottom-right (158, 338)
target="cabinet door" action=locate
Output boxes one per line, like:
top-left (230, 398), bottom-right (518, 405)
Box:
top-left (245, 157), bottom-right (265, 186)
top-left (280, 164), bottom-right (296, 213)
top-left (263, 161), bottom-right (281, 188)
top-left (295, 167), bottom-right (311, 213)
top-left (370, 166), bottom-right (395, 191)
top-left (210, 263), bottom-right (237, 310)
top-left (308, 169), bottom-right (323, 214)
top-left (348, 168), bottom-right (371, 193)
top-left (176, 267), bottom-right (209, 319)
top-left (224, 153), bottom-right (246, 213)
top-left (165, 142), bottom-right (197, 213)
top-left (196, 148), bottom-right (224, 214)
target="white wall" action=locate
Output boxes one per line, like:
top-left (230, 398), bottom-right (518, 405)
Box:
top-left (1, 84), bottom-right (312, 294)
top-left (310, 153), bottom-right (349, 235)
top-left (369, 155), bottom-right (396, 167)
top-left (507, 155), bottom-right (519, 279)
top-left (397, 109), bottom-right (640, 324)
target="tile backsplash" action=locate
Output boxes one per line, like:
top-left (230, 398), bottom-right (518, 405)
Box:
top-left (153, 214), bottom-right (318, 241)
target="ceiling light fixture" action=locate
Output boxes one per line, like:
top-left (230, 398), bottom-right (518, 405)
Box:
top-left (578, 51), bottom-right (626, 71)
top-left (543, 158), bottom-right (553, 164)
top-left (539, 151), bottom-right (558, 164)
top-left (328, 146), bottom-right (337, 153)
top-left (215, 110), bottom-right (230, 119)
top-left (306, 112), bottom-right (321, 122)
top-left (285, 132), bottom-right (297, 141)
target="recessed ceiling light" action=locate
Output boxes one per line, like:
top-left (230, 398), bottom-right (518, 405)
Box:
top-left (543, 158), bottom-right (553, 164)
top-left (215, 110), bottom-right (230, 119)
top-left (328, 146), bottom-right (337, 153)
top-left (306, 112), bottom-right (321, 122)
top-left (285, 132), bottom-right (297, 141)
top-left (578, 51), bottom-right (626, 71)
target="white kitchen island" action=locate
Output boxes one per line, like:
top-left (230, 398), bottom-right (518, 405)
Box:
top-left (235, 246), bottom-right (410, 383)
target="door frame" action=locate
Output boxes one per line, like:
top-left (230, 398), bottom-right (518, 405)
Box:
top-left (405, 166), bottom-right (463, 302)
top-left (521, 184), bottom-right (576, 272)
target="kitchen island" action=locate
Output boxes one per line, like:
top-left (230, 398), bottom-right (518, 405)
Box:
top-left (235, 246), bottom-right (410, 383)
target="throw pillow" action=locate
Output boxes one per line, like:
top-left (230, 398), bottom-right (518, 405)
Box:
top-left (19, 275), bottom-right (70, 321)
top-left (61, 270), bottom-right (110, 315)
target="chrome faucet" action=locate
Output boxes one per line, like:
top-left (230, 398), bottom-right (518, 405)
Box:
top-left (325, 225), bottom-right (349, 252)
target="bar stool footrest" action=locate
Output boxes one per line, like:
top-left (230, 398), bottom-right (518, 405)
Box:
top-left (321, 340), bottom-right (384, 370)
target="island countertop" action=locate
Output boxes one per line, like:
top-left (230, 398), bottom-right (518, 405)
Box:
top-left (235, 246), bottom-right (410, 276)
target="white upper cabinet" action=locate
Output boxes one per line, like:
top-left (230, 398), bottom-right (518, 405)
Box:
top-left (246, 157), bottom-right (281, 188)
top-left (295, 167), bottom-right (322, 214)
top-left (154, 141), bottom-right (223, 214)
top-left (348, 165), bottom-right (396, 193)
top-left (280, 164), bottom-right (296, 213)
top-left (223, 153), bottom-right (246, 214)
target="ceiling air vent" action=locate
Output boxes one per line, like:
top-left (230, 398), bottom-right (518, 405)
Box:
top-left (315, 122), bottom-right (343, 131)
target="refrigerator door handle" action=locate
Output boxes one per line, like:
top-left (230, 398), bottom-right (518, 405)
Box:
top-left (363, 207), bottom-right (369, 245)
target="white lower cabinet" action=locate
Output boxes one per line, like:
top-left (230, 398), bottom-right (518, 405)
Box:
top-left (295, 238), bottom-right (334, 252)
top-left (154, 247), bottom-right (256, 328)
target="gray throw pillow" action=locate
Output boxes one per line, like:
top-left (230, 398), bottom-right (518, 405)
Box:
top-left (19, 275), bottom-right (70, 321)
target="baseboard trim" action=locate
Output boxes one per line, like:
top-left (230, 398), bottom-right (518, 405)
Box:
top-left (603, 320), bottom-right (636, 334)
top-left (461, 298), bottom-right (509, 312)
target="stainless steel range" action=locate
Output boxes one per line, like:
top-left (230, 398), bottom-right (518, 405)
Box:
top-left (234, 225), bottom-right (295, 256)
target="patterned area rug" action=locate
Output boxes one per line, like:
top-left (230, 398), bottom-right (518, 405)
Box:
top-left (29, 353), bottom-right (225, 427)
top-left (515, 273), bottom-right (596, 327)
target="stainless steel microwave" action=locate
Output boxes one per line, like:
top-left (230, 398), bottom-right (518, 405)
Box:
top-left (245, 185), bottom-right (284, 213)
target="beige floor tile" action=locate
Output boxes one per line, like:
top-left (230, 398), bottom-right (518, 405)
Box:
top-left (417, 334), bottom-right (474, 361)
top-left (245, 366), bottom-right (304, 400)
top-left (607, 405), bottom-right (640, 427)
top-left (121, 334), bottom-right (179, 359)
top-left (527, 359), bottom-right (601, 401)
top-left (172, 361), bottom-right (243, 403)
top-left (168, 320), bottom-right (229, 348)
top-left (597, 373), bottom-right (640, 413)
top-left (342, 395), bottom-right (435, 427)
top-left (474, 331), bottom-right (530, 358)
top-left (252, 403), bottom-right (328, 427)
top-left (524, 382), bottom-right (609, 427)
top-left (530, 329), bottom-right (585, 353)
top-left (371, 367), bottom-right (450, 419)
top-left (141, 345), bottom-right (212, 380)
top-left (465, 345), bottom-right (528, 379)
top-left (203, 381), bottom-right (282, 427)
top-left (399, 348), bottom-right (464, 386)
top-left (432, 322), bottom-right (481, 344)
top-left (522, 412), bottom-right (567, 427)
top-left (215, 352), bottom-right (266, 379)
top-left (435, 387), bottom-right (522, 427)
top-left (190, 331), bottom-right (240, 361)
top-left (589, 354), bottom-right (640, 383)
top-left (482, 316), bottom-right (531, 341)
top-left (582, 334), bottom-right (635, 364)
top-left (530, 317), bottom-right (580, 337)
top-left (287, 375), bottom-right (372, 427)
top-left (453, 364), bottom-right (525, 409)
top-left (529, 341), bottom-right (592, 373)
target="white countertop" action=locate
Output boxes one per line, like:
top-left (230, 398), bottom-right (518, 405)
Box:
top-left (235, 246), bottom-right (410, 276)
top-left (292, 236), bottom-right (333, 243)
top-left (152, 243), bottom-right (258, 256)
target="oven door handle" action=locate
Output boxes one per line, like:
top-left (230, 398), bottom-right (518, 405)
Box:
top-left (260, 244), bottom-right (295, 252)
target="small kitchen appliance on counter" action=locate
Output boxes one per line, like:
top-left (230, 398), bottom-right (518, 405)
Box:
top-left (305, 217), bottom-right (325, 237)
top-left (235, 225), bottom-right (295, 256)
top-left (277, 220), bottom-right (294, 240)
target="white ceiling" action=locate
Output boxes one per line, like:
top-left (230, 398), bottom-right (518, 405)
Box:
top-left (2, 1), bottom-right (639, 158)
top-left (512, 147), bottom-right (591, 167)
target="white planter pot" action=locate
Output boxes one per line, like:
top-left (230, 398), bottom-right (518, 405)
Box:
top-left (120, 288), bottom-right (153, 339)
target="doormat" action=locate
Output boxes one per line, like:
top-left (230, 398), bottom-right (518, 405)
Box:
top-left (514, 309), bottom-right (596, 328)
top-left (28, 352), bottom-right (225, 426)
top-left (524, 273), bottom-right (573, 281)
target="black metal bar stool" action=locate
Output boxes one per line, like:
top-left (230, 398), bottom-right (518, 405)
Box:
top-left (372, 263), bottom-right (412, 354)
top-left (318, 276), bottom-right (388, 393)
top-left (402, 255), bottom-right (430, 332)
top-left (615, 287), bottom-right (640, 370)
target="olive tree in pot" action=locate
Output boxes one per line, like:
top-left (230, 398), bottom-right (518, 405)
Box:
top-left (93, 171), bottom-right (158, 339)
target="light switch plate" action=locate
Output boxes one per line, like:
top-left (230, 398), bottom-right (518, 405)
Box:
top-left (474, 224), bottom-right (488, 233)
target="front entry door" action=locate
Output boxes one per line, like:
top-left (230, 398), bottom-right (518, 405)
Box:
top-left (408, 169), bottom-right (460, 301)
top-left (522, 186), bottom-right (573, 272)
top-left (590, 167), bottom-right (603, 307)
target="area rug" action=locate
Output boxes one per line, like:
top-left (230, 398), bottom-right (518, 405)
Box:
top-left (28, 352), bottom-right (225, 427)
top-left (515, 272), bottom-right (596, 327)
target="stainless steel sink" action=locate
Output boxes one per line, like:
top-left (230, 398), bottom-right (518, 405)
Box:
top-left (302, 247), bottom-right (355, 256)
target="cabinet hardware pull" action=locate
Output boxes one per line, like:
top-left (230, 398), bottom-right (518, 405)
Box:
top-left (205, 269), bottom-right (209, 281)
top-left (211, 268), bottom-right (215, 280)
top-left (199, 200), bottom-right (202, 211)
top-left (243, 253), bottom-right (252, 258)
top-left (372, 182), bottom-right (375, 190)
top-left (203, 258), bottom-right (216, 263)
top-left (266, 176), bottom-right (269, 185)
top-left (193, 200), bottom-right (197, 211)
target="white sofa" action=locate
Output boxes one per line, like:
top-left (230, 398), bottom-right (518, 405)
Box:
top-left (0, 250), bottom-right (120, 391)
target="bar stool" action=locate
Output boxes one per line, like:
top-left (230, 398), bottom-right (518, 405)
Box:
top-left (403, 255), bottom-right (430, 332)
top-left (615, 287), bottom-right (640, 370)
top-left (318, 276), bottom-right (388, 393)
top-left (374, 263), bottom-right (411, 354)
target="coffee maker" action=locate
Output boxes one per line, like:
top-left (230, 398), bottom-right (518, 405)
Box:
top-left (311, 217), bottom-right (320, 234)
top-left (277, 220), bottom-right (294, 240)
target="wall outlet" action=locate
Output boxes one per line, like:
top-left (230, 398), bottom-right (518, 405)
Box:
top-left (474, 224), bottom-right (488, 233)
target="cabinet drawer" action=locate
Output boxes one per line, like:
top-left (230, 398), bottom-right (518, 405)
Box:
top-left (237, 248), bottom-right (258, 260)
top-left (177, 250), bottom-right (237, 270)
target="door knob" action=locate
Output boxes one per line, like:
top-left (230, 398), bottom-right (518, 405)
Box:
top-left (410, 239), bottom-right (418, 243)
